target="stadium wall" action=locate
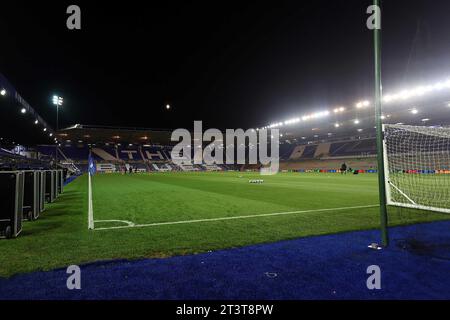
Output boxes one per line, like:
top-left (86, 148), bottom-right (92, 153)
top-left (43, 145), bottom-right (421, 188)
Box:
top-left (279, 157), bottom-right (377, 171)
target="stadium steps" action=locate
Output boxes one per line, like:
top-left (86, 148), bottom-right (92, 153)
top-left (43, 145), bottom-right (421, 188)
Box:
top-left (314, 142), bottom-right (331, 158)
top-left (91, 147), bottom-right (117, 161)
top-left (289, 145), bottom-right (306, 160)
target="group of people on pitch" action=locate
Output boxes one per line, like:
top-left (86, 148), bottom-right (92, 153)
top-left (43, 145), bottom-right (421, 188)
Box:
top-left (340, 163), bottom-right (355, 174)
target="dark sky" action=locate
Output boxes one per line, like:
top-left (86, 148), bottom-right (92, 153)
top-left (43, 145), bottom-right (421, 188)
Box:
top-left (1, 0), bottom-right (450, 142)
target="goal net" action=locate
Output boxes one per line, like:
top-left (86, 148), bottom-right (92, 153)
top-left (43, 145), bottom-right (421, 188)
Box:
top-left (383, 124), bottom-right (450, 214)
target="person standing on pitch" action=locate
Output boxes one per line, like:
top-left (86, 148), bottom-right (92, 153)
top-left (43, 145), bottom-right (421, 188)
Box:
top-left (340, 163), bottom-right (347, 174)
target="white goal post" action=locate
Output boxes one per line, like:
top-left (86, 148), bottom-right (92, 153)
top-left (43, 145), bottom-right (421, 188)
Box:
top-left (383, 124), bottom-right (450, 214)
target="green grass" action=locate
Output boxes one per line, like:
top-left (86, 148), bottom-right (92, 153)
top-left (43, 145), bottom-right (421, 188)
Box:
top-left (0, 171), bottom-right (448, 277)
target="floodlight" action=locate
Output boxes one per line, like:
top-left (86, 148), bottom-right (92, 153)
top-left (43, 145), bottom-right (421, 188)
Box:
top-left (34, 120), bottom-right (39, 125)
top-left (0, 89), bottom-right (6, 96)
top-left (20, 108), bottom-right (26, 114)
top-left (43, 128), bottom-right (47, 132)
top-left (334, 123), bottom-right (340, 128)
top-left (411, 108), bottom-right (418, 114)
top-left (166, 104), bottom-right (170, 110)
top-left (354, 119), bottom-right (360, 124)
top-left (52, 95), bottom-right (63, 106)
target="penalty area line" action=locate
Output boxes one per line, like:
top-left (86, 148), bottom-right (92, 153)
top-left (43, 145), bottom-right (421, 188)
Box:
top-left (92, 204), bottom-right (379, 231)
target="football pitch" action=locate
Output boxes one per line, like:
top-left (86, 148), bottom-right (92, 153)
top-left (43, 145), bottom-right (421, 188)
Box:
top-left (1, 171), bottom-right (448, 277)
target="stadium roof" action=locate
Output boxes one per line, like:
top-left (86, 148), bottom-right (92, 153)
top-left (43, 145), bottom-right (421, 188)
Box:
top-left (0, 73), bottom-right (56, 147)
top-left (58, 124), bottom-right (173, 145)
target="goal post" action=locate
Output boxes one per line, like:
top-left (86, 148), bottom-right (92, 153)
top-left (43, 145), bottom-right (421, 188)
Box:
top-left (383, 124), bottom-right (450, 214)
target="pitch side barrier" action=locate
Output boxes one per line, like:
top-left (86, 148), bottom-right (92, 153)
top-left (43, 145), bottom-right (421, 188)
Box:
top-left (0, 171), bottom-right (24, 239)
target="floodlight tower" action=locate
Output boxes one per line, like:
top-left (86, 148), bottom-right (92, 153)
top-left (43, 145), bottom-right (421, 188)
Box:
top-left (52, 95), bottom-right (63, 169)
top-left (52, 95), bottom-right (63, 131)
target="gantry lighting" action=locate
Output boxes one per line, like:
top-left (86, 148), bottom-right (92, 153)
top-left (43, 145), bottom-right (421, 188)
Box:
top-left (260, 77), bottom-right (450, 130)
top-left (333, 107), bottom-right (346, 113)
top-left (356, 100), bottom-right (371, 108)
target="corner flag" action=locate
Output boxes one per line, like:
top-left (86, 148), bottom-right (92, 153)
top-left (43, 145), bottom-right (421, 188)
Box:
top-left (88, 152), bottom-right (95, 230)
top-left (88, 153), bottom-right (96, 176)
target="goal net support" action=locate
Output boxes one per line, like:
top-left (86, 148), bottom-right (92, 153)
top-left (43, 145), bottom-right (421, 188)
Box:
top-left (383, 124), bottom-right (450, 214)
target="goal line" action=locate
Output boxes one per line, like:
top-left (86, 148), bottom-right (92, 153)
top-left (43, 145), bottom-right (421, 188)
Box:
top-left (92, 204), bottom-right (379, 231)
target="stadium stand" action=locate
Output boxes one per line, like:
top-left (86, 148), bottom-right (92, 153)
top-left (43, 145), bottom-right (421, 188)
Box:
top-left (35, 137), bottom-right (379, 174)
top-left (328, 138), bottom-right (377, 157)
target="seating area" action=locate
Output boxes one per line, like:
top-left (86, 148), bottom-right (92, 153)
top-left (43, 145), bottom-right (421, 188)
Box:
top-left (1, 148), bottom-right (51, 171)
top-left (33, 138), bottom-right (379, 174)
top-left (328, 138), bottom-right (376, 157)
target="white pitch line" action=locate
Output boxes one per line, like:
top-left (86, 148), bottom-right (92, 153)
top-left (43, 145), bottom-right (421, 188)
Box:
top-left (95, 220), bottom-right (135, 227)
top-left (93, 204), bottom-right (379, 231)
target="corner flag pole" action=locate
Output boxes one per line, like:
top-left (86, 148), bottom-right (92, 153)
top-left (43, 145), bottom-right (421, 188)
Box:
top-left (88, 151), bottom-right (94, 230)
top-left (373, 0), bottom-right (389, 247)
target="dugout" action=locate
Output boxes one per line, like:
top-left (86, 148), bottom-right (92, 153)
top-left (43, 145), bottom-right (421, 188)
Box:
top-left (57, 169), bottom-right (64, 194)
top-left (52, 169), bottom-right (59, 199)
top-left (38, 171), bottom-right (46, 212)
top-left (45, 170), bottom-right (55, 203)
top-left (0, 171), bottom-right (24, 239)
top-left (22, 171), bottom-right (40, 221)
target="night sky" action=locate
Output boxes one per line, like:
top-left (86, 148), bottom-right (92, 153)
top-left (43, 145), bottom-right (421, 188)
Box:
top-left (1, 0), bottom-right (450, 143)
